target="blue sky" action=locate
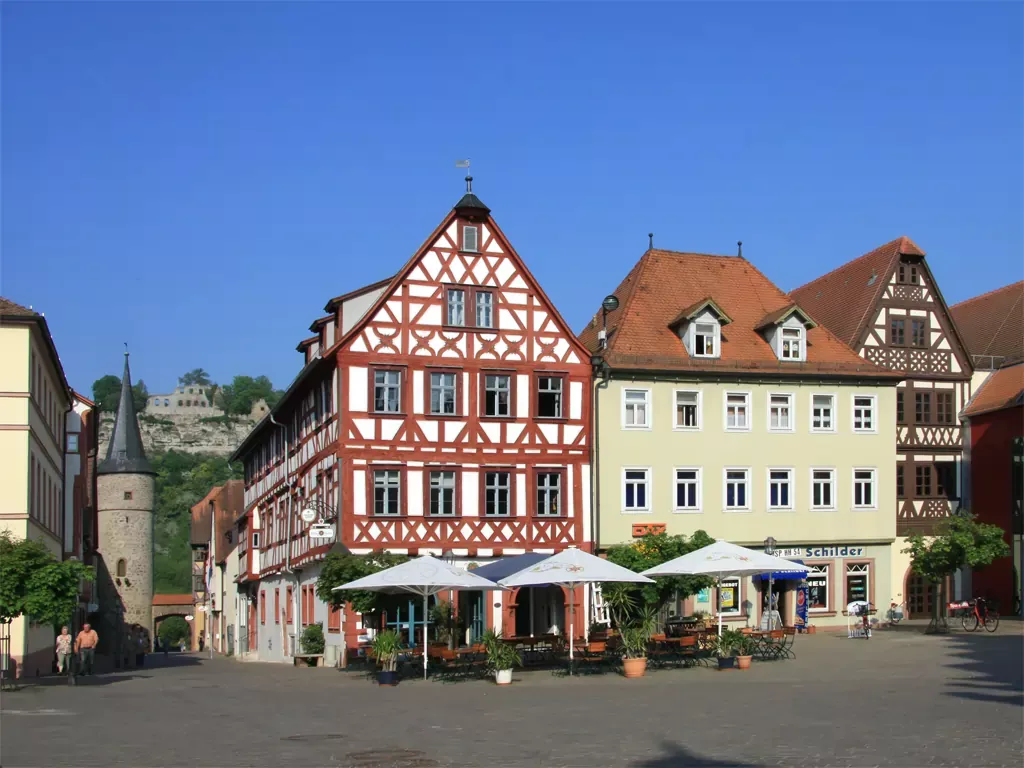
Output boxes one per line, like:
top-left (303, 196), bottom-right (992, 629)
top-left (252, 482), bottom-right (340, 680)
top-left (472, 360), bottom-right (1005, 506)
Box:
top-left (3, 2), bottom-right (1021, 395)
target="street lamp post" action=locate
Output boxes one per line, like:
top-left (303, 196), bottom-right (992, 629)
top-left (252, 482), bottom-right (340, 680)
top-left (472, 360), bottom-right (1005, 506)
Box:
top-left (764, 536), bottom-right (777, 630)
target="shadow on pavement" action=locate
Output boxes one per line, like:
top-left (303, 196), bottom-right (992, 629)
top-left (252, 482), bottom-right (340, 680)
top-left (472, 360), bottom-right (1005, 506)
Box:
top-left (630, 741), bottom-right (759, 767)
top-left (943, 631), bottom-right (1023, 707)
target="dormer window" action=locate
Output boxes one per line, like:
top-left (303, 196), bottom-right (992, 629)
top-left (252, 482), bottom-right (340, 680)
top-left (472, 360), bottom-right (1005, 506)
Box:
top-left (694, 323), bottom-right (717, 357)
top-left (781, 327), bottom-right (803, 360)
top-left (463, 225), bottom-right (479, 252)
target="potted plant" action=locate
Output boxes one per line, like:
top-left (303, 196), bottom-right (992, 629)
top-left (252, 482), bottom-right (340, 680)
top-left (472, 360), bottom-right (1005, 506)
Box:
top-left (619, 605), bottom-right (657, 679)
top-left (371, 629), bottom-right (402, 686)
top-left (735, 633), bottom-right (755, 670)
top-left (299, 623), bottom-right (325, 667)
top-left (481, 629), bottom-right (521, 685)
top-left (713, 628), bottom-right (744, 670)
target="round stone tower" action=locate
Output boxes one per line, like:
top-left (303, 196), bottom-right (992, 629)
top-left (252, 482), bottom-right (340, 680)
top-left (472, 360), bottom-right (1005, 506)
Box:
top-left (96, 351), bottom-right (155, 635)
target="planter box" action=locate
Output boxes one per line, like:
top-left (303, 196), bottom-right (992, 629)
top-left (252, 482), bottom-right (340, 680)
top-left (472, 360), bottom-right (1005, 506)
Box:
top-left (495, 669), bottom-right (513, 685)
top-left (377, 670), bottom-right (399, 686)
top-left (717, 656), bottom-right (736, 671)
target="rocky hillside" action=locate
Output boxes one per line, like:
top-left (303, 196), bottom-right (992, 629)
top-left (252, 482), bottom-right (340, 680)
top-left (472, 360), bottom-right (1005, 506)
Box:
top-left (98, 412), bottom-right (256, 459)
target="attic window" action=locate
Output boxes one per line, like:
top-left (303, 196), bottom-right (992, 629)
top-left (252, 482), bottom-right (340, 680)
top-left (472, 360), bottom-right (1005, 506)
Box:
top-left (898, 263), bottom-right (918, 285)
top-left (463, 226), bottom-right (479, 253)
top-left (694, 323), bottom-right (717, 357)
top-left (780, 327), bottom-right (804, 360)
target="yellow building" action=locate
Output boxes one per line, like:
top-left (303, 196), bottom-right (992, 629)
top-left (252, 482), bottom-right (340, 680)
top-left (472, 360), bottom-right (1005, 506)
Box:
top-left (580, 249), bottom-right (902, 629)
top-left (1, 297), bottom-right (73, 676)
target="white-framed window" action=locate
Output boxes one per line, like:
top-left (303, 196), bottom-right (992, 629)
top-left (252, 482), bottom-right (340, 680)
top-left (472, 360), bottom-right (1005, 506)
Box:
top-left (674, 389), bottom-right (701, 430)
top-left (463, 225), bottom-right (479, 252)
top-left (429, 372), bottom-right (457, 415)
top-left (66, 433), bottom-right (79, 453)
top-left (780, 327), bottom-right (804, 360)
top-left (853, 468), bottom-right (876, 509)
top-left (251, 531), bottom-right (260, 548)
top-left (373, 369), bottom-right (402, 413)
top-left (446, 288), bottom-right (466, 326)
top-left (811, 394), bottom-right (836, 432)
top-left (483, 374), bottom-right (511, 417)
top-left (623, 468), bottom-right (651, 512)
top-left (811, 468), bottom-right (836, 510)
top-left (484, 471), bottom-right (512, 517)
top-left (674, 468), bottom-right (701, 512)
top-left (767, 468), bottom-right (793, 510)
top-left (475, 291), bottom-right (493, 328)
top-left (428, 471), bottom-right (457, 516)
top-left (852, 395), bottom-right (876, 433)
top-left (724, 468), bottom-right (750, 510)
top-left (373, 470), bottom-right (401, 516)
top-left (623, 389), bottom-right (651, 429)
top-left (768, 393), bottom-right (794, 432)
top-left (693, 322), bottom-right (718, 357)
top-left (806, 564), bottom-right (829, 612)
top-left (845, 563), bottom-right (870, 604)
top-left (717, 577), bottom-right (741, 616)
top-left (725, 392), bottom-right (750, 431)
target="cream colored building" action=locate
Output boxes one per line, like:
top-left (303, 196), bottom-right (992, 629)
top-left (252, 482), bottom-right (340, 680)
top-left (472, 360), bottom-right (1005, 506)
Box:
top-left (581, 249), bottom-right (902, 629)
top-left (0, 298), bottom-right (73, 676)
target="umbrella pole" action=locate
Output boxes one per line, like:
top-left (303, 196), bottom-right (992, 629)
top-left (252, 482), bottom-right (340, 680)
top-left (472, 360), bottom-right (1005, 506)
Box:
top-left (569, 584), bottom-right (574, 676)
top-left (423, 593), bottom-right (428, 680)
top-left (717, 575), bottom-right (723, 638)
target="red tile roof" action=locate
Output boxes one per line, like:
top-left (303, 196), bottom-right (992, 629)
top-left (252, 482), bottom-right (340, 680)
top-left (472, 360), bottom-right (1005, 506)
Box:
top-left (962, 362), bottom-right (1024, 418)
top-left (0, 297), bottom-right (39, 317)
top-left (950, 281), bottom-right (1024, 366)
top-left (788, 237), bottom-right (924, 347)
top-left (579, 249), bottom-right (898, 378)
top-left (152, 594), bottom-right (193, 607)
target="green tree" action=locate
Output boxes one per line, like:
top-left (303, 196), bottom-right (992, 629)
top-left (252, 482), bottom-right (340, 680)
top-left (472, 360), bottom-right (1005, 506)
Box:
top-left (158, 615), bottom-right (191, 647)
top-left (316, 551), bottom-right (410, 616)
top-left (604, 531), bottom-right (716, 614)
top-left (216, 375), bottom-right (278, 416)
top-left (0, 531), bottom-right (95, 627)
top-left (179, 368), bottom-right (212, 387)
top-left (91, 374), bottom-right (149, 413)
top-left (903, 514), bottom-right (1011, 631)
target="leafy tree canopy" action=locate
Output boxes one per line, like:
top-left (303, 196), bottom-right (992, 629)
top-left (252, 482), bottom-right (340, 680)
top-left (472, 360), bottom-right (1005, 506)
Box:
top-left (903, 514), bottom-right (1011, 584)
top-left (179, 368), bottom-right (212, 387)
top-left (316, 551), bottom-right (410, 615)
top-left (158, 615), bottom-right (190, 646)
top-left (0, 531), bottom-right (95, 627)
top-left (604, 531), bottom-right (716, 612)
top-left (216, 375), bottom-right (280, 416)
top-left (91, 374), bottom-right (149, 413)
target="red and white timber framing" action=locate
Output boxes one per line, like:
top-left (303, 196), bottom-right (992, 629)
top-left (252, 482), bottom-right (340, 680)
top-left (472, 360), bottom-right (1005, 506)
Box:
top-left (336, 204), bottom-right (593, 557)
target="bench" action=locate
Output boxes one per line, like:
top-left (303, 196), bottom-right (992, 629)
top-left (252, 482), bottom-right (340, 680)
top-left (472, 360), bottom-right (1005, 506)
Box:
top-left (293, 653), bottom-right (324, 667)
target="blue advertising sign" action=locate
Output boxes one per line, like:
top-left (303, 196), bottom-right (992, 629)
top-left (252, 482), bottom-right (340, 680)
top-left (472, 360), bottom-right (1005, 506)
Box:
top-left (795, 583), bottom-right (809, 628)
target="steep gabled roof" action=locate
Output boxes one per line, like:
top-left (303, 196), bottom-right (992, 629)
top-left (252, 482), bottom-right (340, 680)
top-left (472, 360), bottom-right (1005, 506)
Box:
top-left (788, 236), bottom-right (924, 347)
top-left (97, 353), bottom-right (153, 475)
top-left (950, 281), bottom-right (1024, 366)
top-left (962, 362), bottom-right (1024, 418)
top-left (579, 249), bottom-right (898, 378)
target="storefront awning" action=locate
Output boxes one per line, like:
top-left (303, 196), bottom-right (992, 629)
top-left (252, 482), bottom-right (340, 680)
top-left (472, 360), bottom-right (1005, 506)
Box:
top-left (752, 561), bottom-right (806, 581)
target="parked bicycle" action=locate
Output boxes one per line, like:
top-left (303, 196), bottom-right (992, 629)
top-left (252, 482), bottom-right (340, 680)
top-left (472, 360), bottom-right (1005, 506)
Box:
top-left (954, 598), bottom-right (1000, 633)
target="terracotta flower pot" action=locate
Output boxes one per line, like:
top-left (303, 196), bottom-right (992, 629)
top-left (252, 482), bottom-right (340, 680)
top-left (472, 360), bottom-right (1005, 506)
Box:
top-left (736, 655), bottom-right (752, 670)
top-left (806, 626), bottom-right (817, 635)
top-left (623, 657), bottom-right (647, 678)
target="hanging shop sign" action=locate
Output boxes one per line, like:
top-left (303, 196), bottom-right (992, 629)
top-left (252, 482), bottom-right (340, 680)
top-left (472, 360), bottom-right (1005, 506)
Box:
top-left (309, 524), bottom-right (334, 541)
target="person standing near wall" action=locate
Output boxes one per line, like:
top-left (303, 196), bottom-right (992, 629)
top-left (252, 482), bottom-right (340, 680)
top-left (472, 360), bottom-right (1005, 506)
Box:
top-left (55, 627), bottom-right (72, 675)
top-left (74, 623), bottom-right (99, 676)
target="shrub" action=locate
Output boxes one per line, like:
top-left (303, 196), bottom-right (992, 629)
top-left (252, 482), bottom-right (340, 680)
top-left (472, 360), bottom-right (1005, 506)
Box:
top-left (300, 623), bottom-right (325, 655)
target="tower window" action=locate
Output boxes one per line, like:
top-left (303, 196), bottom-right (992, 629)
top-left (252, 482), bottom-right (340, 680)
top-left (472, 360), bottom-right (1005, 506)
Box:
top-left (463, 226), bottom-right (479, 252)
top-left (116, 559), bottom-right (127, 578)
top-left (124, 491), bottom-right (133, 500)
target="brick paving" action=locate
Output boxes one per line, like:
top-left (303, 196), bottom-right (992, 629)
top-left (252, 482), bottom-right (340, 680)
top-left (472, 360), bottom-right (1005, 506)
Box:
top-left (2, 625), bottom-right (1021, 768)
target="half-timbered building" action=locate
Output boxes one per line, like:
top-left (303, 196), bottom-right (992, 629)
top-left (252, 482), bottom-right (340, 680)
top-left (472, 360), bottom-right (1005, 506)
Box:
top-left (790, 236), bottom-right (974, 615)
top-left (231, 180), bottom-right (592, 662)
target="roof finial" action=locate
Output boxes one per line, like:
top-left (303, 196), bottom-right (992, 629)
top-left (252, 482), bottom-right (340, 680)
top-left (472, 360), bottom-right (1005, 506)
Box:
top-left (124, 341), bottom-right (129, 357)
top-left (466, 175), bottom-right (473, 193)
top-left (648, 233), bottom-right (654, 250)
top-left (737, 241), bottom-right (743, 258)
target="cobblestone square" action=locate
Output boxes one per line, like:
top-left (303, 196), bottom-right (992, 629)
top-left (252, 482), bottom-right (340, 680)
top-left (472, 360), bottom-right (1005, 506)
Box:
top-left (2, 626), bottom-right (1021, 767)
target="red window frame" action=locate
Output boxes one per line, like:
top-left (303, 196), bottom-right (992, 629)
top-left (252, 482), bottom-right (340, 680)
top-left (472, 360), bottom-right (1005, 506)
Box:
top-left (274, 588), bottom-right (280, 624)
top-left (328, 604), bottom-right (342, 633)
top-left (286, 585), bottom-right (294, 625)
top-left (424, 367), bottom-right (463, 417)
top-left (369, 365), bottom-right (406, 416)
top-left (300, 586), bottom-right (308, 626)
top-left (367, 465), bottom-right (408, 517)
top-left (480, 370), bottom-right (516, 419)
top-left (443, 285), bottom-right (496, 329)
top-left (532, 467), bottom-right (567, 517)
top-left (424, 467), bottom-right (461, 517)
top-left (534, 372), bottom-right (568, 420)
top-left (459, 222), bottom-right (481, 253)
top-left (260, 590), bottom-right (266, 625)
top-left (480, 467), bottom-right (516, 517)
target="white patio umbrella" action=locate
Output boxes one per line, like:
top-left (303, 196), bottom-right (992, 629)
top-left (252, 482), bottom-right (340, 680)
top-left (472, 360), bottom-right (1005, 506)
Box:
top-left (641, 540), bottom-right (810, 636)
top-left (498, 547), bottom-right (653, 672)
top-left (332, 554), bottom-right (502, 679)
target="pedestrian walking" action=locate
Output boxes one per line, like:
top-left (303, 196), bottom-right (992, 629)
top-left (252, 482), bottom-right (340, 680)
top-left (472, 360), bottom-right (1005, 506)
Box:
top-left (55, 626), bottom-right (72, 675)
top-left (74, 623), bottom-right (99, 676)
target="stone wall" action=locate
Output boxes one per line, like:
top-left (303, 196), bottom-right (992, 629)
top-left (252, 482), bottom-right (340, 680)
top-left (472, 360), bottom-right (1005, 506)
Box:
top-left (98, 412), bottom-right (256, 458)
top-left (97, 473), bottom-right (155, 629)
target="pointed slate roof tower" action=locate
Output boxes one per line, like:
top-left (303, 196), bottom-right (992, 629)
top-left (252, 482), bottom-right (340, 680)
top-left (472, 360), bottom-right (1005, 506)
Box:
top-left (97, 351), bottom-right (154, 475)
